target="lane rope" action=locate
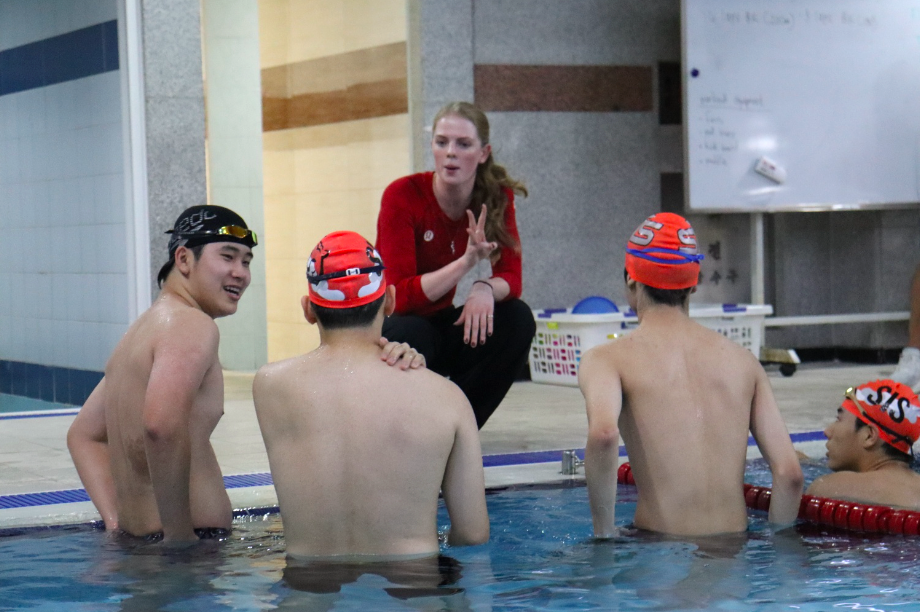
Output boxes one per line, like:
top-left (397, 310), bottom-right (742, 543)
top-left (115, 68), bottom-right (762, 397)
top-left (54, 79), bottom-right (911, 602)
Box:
top-left (616, 461), bottom-right (920, 536)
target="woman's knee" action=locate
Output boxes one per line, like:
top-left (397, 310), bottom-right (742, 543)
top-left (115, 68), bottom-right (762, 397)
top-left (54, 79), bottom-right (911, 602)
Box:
top-left (382, 315), bottom-right (440, 358)
top-left (495, 299), bottom-right (536, 344)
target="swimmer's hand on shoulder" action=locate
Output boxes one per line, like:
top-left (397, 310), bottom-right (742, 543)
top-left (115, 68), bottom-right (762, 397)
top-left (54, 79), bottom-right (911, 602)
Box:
top-left (378, 337), bottom-right (427, 370)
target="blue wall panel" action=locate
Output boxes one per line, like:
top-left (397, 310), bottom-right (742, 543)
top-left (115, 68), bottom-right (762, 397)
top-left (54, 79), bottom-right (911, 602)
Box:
top-left (0, 20), bottom-right (118, 97)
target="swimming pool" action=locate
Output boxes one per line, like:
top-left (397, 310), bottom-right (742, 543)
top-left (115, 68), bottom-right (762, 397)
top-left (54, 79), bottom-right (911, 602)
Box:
top-left (0, 394), bottom-right (76, 415)
top-left (4, 462), bottom-right (920, 611)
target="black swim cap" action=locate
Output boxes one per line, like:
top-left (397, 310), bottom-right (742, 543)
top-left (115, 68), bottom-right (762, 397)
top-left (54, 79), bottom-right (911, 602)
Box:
top-left (157, 205), bottom-right (257, 286)
top-left (167, 205), bottom-right (257, 256)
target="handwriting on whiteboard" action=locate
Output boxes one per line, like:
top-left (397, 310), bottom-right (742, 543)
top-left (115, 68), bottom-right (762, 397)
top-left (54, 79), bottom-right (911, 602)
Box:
top-left (694, 93), bottom-right (765, 168)
top-left (700, 93), bottom-right (765, 111)
top-left (706, 10), bottom-right (879, 29)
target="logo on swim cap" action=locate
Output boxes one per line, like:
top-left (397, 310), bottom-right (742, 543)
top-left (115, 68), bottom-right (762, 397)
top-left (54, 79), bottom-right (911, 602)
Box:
top-left (166, 205), bottom-right (257, 257)
top-left (307, 231), bottom-right (386, 309)
top-left (624, 212), bottom-right (703, 290)
top-left (842, 379), bottom-right (920, 456)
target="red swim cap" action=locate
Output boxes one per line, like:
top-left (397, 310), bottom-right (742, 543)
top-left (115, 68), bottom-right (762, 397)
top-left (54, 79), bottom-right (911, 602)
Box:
top-left (842, 380), bottom-right (920, 456)
top-left (307, 231), bottom-right (386, 309)
top-left (624, 213), bottom-right (703, 290)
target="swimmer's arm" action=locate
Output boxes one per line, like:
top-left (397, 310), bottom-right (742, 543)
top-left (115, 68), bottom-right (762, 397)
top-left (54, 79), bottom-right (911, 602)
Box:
top-left (579, 350), bottom-right (622, 538)
top-left (143, 322), bottom-right (219, 543)
top-left (67, 378), bottom-right (118, 530)
top-left (441, 397), bottom-right (489, 546)
top-left (749, 366), bottom-right (804, 527)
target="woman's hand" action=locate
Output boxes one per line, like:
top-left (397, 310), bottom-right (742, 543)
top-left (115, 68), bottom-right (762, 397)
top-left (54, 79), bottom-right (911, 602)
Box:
top-left (463, 205), bottom-right (498, 266)
top-left (454, 281), bottom-right (494, 347)
top-left (378, 337), bottom-right (427, 370)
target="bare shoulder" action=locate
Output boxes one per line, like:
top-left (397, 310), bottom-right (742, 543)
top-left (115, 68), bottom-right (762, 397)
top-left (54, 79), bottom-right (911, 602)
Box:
top-left (150, 300), bottom-right (219, 346)
top-left (253, 353), bottom-right (318, 396)
top-left (690, 321), bottom-right (761, 367)
top-left (580, 342), bottom-right (617, 379)
top-left (582, 335), bottom-right (630, 368)
top-left (252, 360), bottom-right (285, 395)
top-left (412, 365), bottom-right (467, 397)
top-left (806, 470), bottom-right (867, 498)
top-left (403, 366), bottom-right (472, 417)
top-left (578, 338), bottom-right (628, 393)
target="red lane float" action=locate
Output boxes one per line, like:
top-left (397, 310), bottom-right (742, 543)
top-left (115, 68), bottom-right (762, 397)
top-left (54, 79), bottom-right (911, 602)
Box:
top-left (616, 462), bottom-right (635, 486)
top-left (616, 461), bottom-right (920, 536)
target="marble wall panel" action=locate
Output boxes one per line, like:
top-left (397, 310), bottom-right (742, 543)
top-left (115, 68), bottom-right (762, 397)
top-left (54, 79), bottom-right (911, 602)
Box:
top-left (141, 0), bottom-right (208, 296)
top-left (473, 0), bottom-right (681, 65)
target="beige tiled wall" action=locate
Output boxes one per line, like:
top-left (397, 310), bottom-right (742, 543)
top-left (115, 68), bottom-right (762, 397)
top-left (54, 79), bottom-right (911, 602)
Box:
top-left (259, 0), bottom-right (410, 362)
top-left (259, 0), bottom-right (407, 68)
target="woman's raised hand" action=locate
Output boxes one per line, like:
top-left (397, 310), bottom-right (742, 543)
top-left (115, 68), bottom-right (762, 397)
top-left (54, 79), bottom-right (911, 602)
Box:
top-left (463, 205), bottom-right (498, 265)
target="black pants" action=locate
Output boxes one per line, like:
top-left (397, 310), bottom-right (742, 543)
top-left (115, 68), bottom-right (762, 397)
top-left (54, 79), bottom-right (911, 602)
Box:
top-left (382, 298), bottom-right (536, 428)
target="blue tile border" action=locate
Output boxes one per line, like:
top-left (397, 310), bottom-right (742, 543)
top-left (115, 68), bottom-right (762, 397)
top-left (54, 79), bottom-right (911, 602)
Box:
top-left (0, 474), bottom-right (277, 510)
top-left (0, 20), bottom-right (118, 97)
top-left (0, 360), bottom-right (102, 406)
top-left (0, 489), bottom-right (91, 510)
top-left (0, 432), bottom-right (830, 512)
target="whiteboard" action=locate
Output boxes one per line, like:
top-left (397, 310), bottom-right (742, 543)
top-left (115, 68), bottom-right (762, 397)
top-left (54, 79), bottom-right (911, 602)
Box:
top-left (683, 0), bottom-right (920, 212)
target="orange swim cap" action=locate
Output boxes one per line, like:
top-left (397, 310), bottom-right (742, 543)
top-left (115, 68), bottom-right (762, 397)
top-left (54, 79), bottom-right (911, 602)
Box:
top-left (307, 231), bottom-right (386, 309)
top-left (624, 213), bottom-right (703, 290)
top-left (842, 380), bottom-right (920, 456)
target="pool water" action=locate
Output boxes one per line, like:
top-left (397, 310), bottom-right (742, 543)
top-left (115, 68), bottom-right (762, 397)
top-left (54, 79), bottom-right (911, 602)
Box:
top-left (0, 394), bottom-right (76, 415)
top-left (4, 462), bottom-right (920, 611)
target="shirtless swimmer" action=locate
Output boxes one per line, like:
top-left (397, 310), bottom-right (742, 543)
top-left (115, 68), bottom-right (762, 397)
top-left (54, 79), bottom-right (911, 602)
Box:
top-left (254, 231), bottom-right (489, 560)
top-left (807, 379), bottom-right (920, 510)
top-left (67, 207), bottom-right (423, 543)
top-left (579, 212), bottom-right (803, 537)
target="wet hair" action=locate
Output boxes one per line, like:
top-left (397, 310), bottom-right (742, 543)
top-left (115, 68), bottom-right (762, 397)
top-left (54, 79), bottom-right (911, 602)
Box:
top-left (432, 101), bottom-right (527, 254)
top-left (157, 244), bottom-right (205, 287)
top-left (624, 269), bottom-right (692, 307)
top-left (311, 295), bottom-right (385, 330)
top-left (854, 419), bottom-right (914, 465)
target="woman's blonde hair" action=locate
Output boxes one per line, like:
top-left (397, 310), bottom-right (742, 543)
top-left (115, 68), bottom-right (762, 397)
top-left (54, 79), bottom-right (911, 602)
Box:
top-left (432, 101), bottom-right (527, 253)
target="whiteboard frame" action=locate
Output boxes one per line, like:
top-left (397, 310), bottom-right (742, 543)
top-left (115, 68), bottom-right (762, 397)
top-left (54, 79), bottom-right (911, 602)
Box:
top-left (680, 0), bottom-right (920, 214)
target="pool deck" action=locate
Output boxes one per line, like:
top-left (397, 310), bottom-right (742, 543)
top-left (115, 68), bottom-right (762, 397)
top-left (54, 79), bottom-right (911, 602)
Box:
top-left (0, 361), bottom-right (899, 530)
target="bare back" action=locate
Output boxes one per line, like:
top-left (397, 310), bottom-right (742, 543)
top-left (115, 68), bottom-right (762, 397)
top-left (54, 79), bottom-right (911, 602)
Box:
top-left (254, 344), bottom-right (486, 558)
top-left (585, 308), bottom-right (769, 535)
top-left (103, 296), bottom-right (230, 535)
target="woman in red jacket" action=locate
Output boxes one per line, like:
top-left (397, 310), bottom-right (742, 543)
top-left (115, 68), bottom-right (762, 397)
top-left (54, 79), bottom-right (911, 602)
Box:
top-left (376, 101), bottom-right (536, 428)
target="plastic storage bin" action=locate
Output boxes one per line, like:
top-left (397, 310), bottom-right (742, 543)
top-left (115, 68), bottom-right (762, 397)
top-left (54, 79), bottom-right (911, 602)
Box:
top-left (528, 303), bottom-right (773, 386)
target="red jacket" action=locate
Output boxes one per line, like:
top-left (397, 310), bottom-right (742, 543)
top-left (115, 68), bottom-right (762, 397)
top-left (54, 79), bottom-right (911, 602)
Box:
top-left (376, 172), bottom-right (523, 316)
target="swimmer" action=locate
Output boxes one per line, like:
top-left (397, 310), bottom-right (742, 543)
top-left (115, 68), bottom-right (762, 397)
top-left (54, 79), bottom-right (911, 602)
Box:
top-left (66, 208), bottom-right (423, 543)
top-left (253, 231), bottom-right (489, 559)
top-left (807, 379), bottom-right (920, 509)
top-left (579, 212), bottom-right (803, 537)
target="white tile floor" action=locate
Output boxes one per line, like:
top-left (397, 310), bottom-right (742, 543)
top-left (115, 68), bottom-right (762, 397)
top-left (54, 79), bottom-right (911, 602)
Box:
top-left (0, 361), bottom-right (898, 529)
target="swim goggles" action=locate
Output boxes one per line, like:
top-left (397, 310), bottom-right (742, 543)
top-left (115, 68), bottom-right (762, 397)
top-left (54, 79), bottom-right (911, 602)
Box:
top-left (168, 225), bottom-right (258, 245)
top-left (625, 247), bottom-right (704, 265)
top-left (844, 386), bottom-right (915, 455)
top-left (308, 264), bottom-right (385, 283)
